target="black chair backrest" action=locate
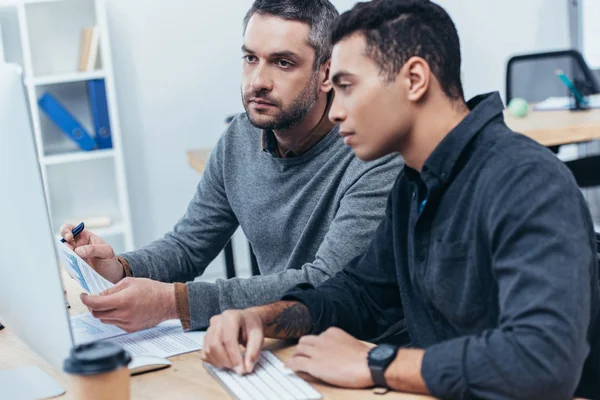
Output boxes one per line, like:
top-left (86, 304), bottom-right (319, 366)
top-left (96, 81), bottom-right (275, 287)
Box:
top-left (506, 49), bottom-right (600, 104)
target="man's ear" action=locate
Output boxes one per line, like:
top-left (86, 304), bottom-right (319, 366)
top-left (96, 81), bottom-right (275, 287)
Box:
top-left (319, 59), bottom-right (333, 93)
top-left (402, 57), bottom-right (430, 102)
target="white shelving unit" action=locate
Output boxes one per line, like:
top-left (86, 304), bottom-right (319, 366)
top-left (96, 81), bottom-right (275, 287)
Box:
top-left (0, 0), bottom-right (134, 253)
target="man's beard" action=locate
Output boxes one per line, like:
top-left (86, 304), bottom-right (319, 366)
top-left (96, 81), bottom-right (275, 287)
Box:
top-left (243, 76), bottom-right (320, 130)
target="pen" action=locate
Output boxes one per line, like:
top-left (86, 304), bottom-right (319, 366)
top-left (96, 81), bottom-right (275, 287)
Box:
top-left (555, 69), bottom-right (588, 106)
top-left (60, 222), bottom-right (85, 243)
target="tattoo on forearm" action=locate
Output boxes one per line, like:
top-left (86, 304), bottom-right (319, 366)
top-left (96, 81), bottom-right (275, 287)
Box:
top-left (266, 303), bottom-right (312, 339)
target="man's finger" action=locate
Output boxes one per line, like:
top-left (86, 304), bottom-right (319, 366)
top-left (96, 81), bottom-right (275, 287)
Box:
top-left (243, 319), bottom-right (264, 373)
top-left (99, 279), bottom-right (130, 296)
top-left (60, 224), bottom-right (76, 242)
top-left (210, 340), bottom-right (235, 370)
top-left (223, 337), bottom-right (244, 375)
top-left (298, 335), bottom-right (319, 347)
top-left (293, 342), bottom-right (317, 359)
top-left (80, 293), bottom-right (120, 311)
top-left (91, 309), bottom-right (126, 321)
top-left (98, 320), bottom-right (130, 331)
top-left (75, 244), bottom-right (114, 260)
top-left (286, 355), bottom-right (314, 376)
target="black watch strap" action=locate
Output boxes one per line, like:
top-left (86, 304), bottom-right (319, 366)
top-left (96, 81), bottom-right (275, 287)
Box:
top-left (370, 364), bottom-right (388, 388)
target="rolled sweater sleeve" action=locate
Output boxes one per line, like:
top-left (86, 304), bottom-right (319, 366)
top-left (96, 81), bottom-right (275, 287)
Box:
top-left (422, 163), bottom-right (596, 400)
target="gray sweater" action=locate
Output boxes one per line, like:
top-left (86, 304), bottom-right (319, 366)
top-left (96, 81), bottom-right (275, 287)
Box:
top-left (122, 113), bottom-right (402, 330)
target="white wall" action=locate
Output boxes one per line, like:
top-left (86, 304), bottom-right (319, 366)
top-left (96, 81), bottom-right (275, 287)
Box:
top-left (437, 0), bottom-right (570, 101)
top-left (106, 0), bottom-right (571, 278)
top-left (583, 0), bottom-right (600, 69)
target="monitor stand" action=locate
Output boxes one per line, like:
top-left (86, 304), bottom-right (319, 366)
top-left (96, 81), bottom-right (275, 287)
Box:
top-left (0, 366), bottom-right (65, 399)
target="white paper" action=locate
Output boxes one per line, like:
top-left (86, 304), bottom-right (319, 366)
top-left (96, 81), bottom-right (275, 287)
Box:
top-left (71, 313), bottom-right (205, 359)
top-left (56, 240), bottom-right (114, 294)
top-left (71, 313), bottom-right (126, 344)
top-left (105, 320), bottom-right (205, 358)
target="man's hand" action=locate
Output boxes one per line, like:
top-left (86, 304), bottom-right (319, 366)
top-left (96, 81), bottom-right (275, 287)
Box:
top-left (202, 309), bottom-right (265, 375)
top-left (80, 277), bottom-right (177, 332)
top-left (60, 224), bottom-right (124, 284)
top-left (286, 327), bottom-right (373, 389)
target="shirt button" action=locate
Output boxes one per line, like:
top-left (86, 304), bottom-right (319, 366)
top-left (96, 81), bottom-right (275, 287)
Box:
top-left (441, 172), bottom-right (448, 179)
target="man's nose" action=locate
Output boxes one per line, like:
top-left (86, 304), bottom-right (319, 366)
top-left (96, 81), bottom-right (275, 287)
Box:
top-left (250, 63), bottom-right (273, 93)
top-left (329, 96), bottom-right (346, 124)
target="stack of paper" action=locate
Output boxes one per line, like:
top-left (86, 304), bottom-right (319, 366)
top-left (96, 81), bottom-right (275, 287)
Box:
top-left (71, 314), bottom-right (205, 358)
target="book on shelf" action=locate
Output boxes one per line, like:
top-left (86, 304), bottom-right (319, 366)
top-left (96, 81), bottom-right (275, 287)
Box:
top-left (38, 92), bottom-right (97, 151)
top-left (88, 79), bottom-right (112, 149)
top-left (78, 26), bottom-right (100, 72)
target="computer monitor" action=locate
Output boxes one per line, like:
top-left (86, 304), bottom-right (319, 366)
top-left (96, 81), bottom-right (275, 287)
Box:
top-left (0, 63), bottom-right (74, 371)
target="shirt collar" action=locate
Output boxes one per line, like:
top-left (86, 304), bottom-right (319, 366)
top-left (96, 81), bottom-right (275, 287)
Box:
top-left (418, 92), bottom-right (505, 185)
top-left (262, 92), bottom-right (336, 158)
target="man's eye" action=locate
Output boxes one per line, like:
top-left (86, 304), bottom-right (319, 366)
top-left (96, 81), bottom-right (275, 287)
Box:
top-left (243, 55), bottom-right (258, 63)
top-left (276, 60), bottom-right (293, 68)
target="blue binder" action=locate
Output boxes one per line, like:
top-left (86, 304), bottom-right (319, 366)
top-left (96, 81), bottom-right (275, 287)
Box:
top-left (87, 79), bottom-right (112, 149)
top-left (38, 93), bottom-right (97, 151)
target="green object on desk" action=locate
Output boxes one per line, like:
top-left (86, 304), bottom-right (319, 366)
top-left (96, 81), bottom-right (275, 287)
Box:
top-left (507, 98), bottom-right (529, 118)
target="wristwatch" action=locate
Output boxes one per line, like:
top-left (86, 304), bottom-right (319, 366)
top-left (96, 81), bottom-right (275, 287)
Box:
top-left (368, 344), bottom-right (399, 389)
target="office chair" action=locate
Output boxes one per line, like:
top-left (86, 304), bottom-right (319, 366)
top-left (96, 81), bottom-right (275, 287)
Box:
top-left (505, 49), bottom-right (600, 189)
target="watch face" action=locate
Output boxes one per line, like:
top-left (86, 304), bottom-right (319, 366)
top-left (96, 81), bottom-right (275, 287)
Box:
top-left (370, 345), bottom-right (397, 361)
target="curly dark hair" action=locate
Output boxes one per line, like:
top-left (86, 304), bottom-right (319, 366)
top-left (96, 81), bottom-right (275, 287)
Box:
top-left (331, 0), bottom-right (464, 100)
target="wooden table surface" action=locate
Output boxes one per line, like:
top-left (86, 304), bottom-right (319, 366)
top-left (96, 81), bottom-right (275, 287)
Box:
top-left (503, 108), bottom-right (600, 147)
top-left (0, 272), bottom-right (433, 399)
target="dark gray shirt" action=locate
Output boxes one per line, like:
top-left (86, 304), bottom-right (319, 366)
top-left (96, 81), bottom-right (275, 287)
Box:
top-left (285, 93), bottom-right (600, 400)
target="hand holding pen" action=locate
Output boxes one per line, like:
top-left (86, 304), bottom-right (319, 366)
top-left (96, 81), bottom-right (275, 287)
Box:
top-left (59, 222), bottom-right (124, 284)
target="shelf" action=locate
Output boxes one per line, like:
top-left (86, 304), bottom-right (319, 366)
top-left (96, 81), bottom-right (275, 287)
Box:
top-left (24, 0), bottom-right (68, 4)
top-left (0, 0), bottom-right (66, 7)
top-left (93, 223), bottom-right (125, 237)
top-left (27, 70), bottom-right (105, 86)
top-left (42, 149), bottom-right (114, 165)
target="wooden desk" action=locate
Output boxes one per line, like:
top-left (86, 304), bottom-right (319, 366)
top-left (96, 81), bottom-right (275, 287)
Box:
top-left (0, 273), bottom-right (433, 400)
top-left (187, 148), bottom-right (211, 174)
top-left (504, 109), bottom-right (600, 147)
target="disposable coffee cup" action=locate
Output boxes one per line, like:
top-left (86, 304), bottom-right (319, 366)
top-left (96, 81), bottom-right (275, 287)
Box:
top-left (64, 342), bottom-right (132, 400)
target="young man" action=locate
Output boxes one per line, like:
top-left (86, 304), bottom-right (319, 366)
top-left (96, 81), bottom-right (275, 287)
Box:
top-left (61, 0), bottom-right (402, 333)
top-left (202, 1), bottom-right (600, 398)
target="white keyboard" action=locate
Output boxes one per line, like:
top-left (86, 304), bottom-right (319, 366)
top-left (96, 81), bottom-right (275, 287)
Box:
top-left (205, 351), bottom-right (322, 400)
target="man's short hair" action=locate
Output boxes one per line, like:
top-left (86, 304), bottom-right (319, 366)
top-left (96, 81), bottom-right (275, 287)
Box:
top-left (244, 0), bottom-right (340, 69)
top-left (331, 0), bottom-right (464, 100)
